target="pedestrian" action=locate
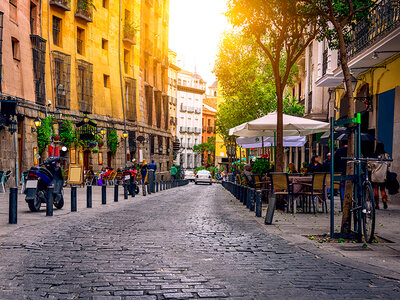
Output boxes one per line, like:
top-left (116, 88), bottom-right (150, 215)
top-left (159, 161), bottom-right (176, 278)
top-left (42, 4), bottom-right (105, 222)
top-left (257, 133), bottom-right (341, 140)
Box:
top-left (181, 168), bottom-right (185, 179)
top-left (171, 165), bottom-right (178, 180)
top-left (140, 159), bottom-right (148, 185)
top-left (334, 143), bottom-right (348, 174)
top-left (242, 164), bottom-right (255, 188)
top-left (323, 153), bottom-right (332, 172)
top-left (307, 155), bottom-right (324, 173)
top-left (371, 142), bottom-right (391, 209)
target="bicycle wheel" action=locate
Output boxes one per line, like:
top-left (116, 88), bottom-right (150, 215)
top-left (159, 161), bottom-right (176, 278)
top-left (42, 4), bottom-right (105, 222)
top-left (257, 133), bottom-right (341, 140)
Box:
top-left (362, 182), bottom-right (375, 243)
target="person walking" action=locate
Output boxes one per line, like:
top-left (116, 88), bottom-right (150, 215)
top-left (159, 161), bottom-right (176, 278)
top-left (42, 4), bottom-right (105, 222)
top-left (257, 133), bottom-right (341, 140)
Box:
top-left (371, 142), bottom-right (391, 209)
top-left (140, 159), bottom-right (148, 185)
top-left (323, 153), bottom-right (332, 172)
top-left (171, 165), bottom-right (178, 180)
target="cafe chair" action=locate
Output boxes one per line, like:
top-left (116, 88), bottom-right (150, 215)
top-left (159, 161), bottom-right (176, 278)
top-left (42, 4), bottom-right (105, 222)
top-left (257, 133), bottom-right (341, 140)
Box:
top-left (270, 172), bottom-right (293, 212)
top-left (302, 173), bottom-right (327, 214)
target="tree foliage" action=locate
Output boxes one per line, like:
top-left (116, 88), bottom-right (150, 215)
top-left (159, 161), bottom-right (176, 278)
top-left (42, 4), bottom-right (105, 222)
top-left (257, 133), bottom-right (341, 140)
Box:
top-left (213, 31), bottom-right (304, 144)
top-left (226, 0), bottom-right (318, 171)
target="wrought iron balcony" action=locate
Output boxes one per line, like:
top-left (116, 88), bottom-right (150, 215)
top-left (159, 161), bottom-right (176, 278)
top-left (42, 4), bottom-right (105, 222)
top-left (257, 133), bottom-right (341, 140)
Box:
top-left (75, 0), bottom-right (93, 22)
top-left (50, 0), bottom-right (71, 11)
top-left (123, 23), bottom-right (135, 45)
top-left (345, 0), bottom-right (400, 60)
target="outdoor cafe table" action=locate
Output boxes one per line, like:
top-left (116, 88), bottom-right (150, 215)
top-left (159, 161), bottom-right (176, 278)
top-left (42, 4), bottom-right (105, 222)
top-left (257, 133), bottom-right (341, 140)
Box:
top-left (289, 175), bottom-right (313, 213)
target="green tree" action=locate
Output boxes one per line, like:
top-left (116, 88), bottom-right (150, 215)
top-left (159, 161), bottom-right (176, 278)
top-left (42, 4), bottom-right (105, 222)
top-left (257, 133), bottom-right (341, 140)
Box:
top-left (301, 0), bottom-right (375, 235)
top-left (226, 0), bottom-right (317, 172)
top-left (193, 136), bottom-right (216, 165)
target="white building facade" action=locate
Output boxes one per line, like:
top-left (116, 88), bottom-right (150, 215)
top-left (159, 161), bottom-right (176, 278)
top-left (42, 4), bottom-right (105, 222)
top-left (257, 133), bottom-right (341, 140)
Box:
top-left (176, 70), bottom-right (206, 169)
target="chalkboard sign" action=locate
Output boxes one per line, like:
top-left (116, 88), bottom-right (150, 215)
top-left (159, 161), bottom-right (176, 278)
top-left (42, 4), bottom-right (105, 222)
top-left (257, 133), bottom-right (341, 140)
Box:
top-left (265, 195), bottom-right (277, 225)
top-left (68, 164), bottom-right (83, 185)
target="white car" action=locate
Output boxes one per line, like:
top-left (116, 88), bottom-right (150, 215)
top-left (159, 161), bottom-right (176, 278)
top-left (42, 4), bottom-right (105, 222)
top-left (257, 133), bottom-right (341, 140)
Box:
top-left (184, 170), bottom-right (195, 181)
top-left (195, 170), bottom-right (212, 185)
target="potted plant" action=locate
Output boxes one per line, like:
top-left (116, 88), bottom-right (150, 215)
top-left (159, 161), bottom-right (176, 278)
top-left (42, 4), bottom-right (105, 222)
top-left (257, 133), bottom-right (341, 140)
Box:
top-left (53, 135), bottom-right (60, 141)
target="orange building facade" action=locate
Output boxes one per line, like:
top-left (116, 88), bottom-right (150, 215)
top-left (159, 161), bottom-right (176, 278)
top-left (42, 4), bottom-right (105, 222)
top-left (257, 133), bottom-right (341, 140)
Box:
top-left (201, 81), bottom-right (218, 165)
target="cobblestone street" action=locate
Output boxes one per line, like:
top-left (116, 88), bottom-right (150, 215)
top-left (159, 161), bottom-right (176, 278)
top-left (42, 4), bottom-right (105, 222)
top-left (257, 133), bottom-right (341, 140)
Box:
top-left (0, 184), bottom-right (400, 299)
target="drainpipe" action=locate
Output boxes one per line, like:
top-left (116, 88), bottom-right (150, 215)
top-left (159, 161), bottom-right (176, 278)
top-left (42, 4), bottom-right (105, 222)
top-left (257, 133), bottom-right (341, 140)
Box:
top-left (119, 0), bottom-right (127, 167)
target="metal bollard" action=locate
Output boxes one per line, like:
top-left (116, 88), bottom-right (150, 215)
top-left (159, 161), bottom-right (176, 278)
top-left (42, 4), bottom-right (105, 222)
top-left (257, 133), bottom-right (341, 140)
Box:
top-left (46, 187), bottom-right (54, 216)
top-left (249, 188), bottom-right (255, 211)
top-left (87, 186), bottom-right (92, 208)
top-left (102, 185), bottom-right (106, 205)
top-left (71, 186), bottom-right (77, 212)
top-left (124, 184), bottom-right (128, 199)
top-left (114, 185), bottom-right (118, 202)
top-left (255, 190), bottom-right (262, 217)
top-left (142, 183), bottom-right (147, 196)
top-left (9, 187), bottom-right (18, 224)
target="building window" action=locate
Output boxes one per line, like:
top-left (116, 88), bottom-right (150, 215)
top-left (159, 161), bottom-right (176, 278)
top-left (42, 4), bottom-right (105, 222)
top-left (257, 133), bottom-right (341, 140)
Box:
top-left (103, 74), bottom-right (110, 88)
top-left (31, 35), bottom-right (47, 105)
top-left (125, 77), bottom-right (137, 121)
top-left (124, 49), bottom-right (130, 73)
top-left (11, 38), bottom-right (20, 61)
top-left (77, 27), bottom-right (84, 55)
top-left (153, 63), bottom-right (157, 86)
top-left (102, 0), bottom-right (108, 9)
top-left (158, 136), bottom-right (163, 154)
top-left (102, 38), bottom-right (108, 50)
top-left (52, 16), bottom-right (61, 46)
top-left (145, 85), bottom-right (153, 125)
top-left (150, 135), bottom-right (155, 154)
top-left (9, 0), bottom-right (17, 22)
top-left (76, 59), bottom-right (93, 113)
top-left (30, 2), bottom-right (37, 35)
top-left (53, 51), bottom-right (71, 108)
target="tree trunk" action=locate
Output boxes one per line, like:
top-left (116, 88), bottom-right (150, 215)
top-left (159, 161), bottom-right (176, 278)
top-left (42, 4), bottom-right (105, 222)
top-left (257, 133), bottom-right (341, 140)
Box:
top-left (275, 88), bottom-right (284, 172)
top-left (337, 25), bottom-right (355, 235)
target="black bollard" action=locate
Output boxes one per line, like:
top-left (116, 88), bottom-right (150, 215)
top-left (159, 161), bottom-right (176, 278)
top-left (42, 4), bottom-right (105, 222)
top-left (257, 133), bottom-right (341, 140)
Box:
top-left (102, 185), bottom-right (106, 205)
top-left (9, 187), bottom-right (17, 224)
top-left (155, 181), bottom-right (158, 192)
top-left (147, 183), bottom-right (151, 194)
top-left (71, 186), bottom-right (77, 212)
top-left (114, 185), bottom-right (118, 202)
top-left (256, 190), bottom-right (262, 217)
top-left (142, 183), bottom-right (147, 196)
top-left (249, 188), bottom-right (255, 211)
top-left (46, 187), bottom-right (54, 216)
top-left (124, 184), bottom-right (128, 199)
top-left (87, 185), bottom-right (92, 208)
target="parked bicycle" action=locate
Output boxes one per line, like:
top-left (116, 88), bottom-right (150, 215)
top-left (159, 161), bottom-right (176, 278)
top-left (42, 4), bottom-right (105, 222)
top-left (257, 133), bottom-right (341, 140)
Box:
top-left (342, 157), bottom-right (392, 243)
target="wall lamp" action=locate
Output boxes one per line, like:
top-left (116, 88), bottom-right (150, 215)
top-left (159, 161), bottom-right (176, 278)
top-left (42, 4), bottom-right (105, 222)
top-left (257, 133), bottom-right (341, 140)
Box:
top-left (372, 51), bottom-right (399, 59)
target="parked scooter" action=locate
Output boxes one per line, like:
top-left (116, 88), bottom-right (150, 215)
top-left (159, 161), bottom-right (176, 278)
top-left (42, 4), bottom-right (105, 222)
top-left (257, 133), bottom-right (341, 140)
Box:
top-left (24, 156), bottom-right (65, 212)
top-left (123, 166), bottom-right (139, 196)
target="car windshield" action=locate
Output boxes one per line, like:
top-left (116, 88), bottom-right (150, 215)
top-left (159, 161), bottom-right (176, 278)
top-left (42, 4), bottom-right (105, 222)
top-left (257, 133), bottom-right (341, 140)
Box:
top-left (198, 170), bottom-right (210, 175)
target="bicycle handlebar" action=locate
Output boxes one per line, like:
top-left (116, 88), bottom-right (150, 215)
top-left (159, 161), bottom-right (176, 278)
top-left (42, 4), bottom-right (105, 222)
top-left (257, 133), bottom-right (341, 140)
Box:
top-left (342, 157), bottom-right (393, 162)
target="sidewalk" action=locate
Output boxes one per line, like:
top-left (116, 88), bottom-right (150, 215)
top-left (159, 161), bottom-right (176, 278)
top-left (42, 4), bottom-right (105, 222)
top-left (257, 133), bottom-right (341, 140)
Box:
top-left (226, 189), bottom-right (400, 280)
top-left (0, 185), bottom-right (146, 237)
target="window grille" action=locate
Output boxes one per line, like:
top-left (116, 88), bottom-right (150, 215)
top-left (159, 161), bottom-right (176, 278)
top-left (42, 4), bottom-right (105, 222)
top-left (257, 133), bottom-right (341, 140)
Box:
top-left (155, 90), bottom-right (162, 128)
top-left (53, 51), bottom-right (71, 108)
top-left (145, 85), bottom-right (153, 125)
top-left (125, 77), bottom-right (136, 121)
top-left (31, 35), bottom-right (47, 105)
top-left (163, 95), bottom-right (168, 129)
top-left (76, 59), bottom-right (93, 113)
top-left (53, 17), bottom-right (61, 46)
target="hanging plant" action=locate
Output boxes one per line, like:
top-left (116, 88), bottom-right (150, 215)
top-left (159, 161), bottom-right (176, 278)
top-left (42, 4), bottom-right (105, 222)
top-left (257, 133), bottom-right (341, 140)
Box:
top-left (37, 116), bottom-right (54, 154)
top-left (58, 119), bottom-right (75, 148)
top-left (107, 129), bottom-right (119, 155)
top-left (92, 146), bottom-right (99, 153)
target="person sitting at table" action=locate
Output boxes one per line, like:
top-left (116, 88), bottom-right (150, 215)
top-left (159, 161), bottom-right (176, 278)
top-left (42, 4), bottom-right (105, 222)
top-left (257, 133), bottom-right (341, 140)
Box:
top-left (287, 162), bottom-right (298, 174)
top-left (242, 164), bottom-right (255, 188)
top-left (307, 155), bottom-right (324, 173)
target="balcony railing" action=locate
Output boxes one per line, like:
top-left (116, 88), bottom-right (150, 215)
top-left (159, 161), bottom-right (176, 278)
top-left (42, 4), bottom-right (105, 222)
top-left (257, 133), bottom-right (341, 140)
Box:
top-left (322, 49), bottom-right (328, 75)
top-left (179, 126), bottom-right (186, 133)
top-left (75, 0), bottom-right (93, 22)
top-left (207, 126), bottom-right (213, 133)
top-left (180, 104), bottom-right (187, 112)
top-left (345, 0), bottom-right (400, 60)
top-left (50, 0), bottom-right (71, 11)
top-left (123, 23), bottom-right (135, 45)
top-left (194, 108), bottom-right (201, 114)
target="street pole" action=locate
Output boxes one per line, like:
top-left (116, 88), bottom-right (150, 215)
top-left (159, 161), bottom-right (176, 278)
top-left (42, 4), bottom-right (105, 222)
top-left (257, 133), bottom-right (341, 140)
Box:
top-left (14, 129), bottom-right (19, 187)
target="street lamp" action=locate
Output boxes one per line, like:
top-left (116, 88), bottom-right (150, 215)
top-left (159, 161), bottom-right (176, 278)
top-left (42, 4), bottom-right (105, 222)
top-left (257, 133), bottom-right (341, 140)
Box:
top-left (122, 131), bottom-right (128, 139)
top-left (8, 119), bottom-right (17, 134)
top-left (34, 117), bottom-right (42, 128)
top-left (54, 109), bottom-right (62, 121)
top-left (100, 127), bottom-right (107, 136)
top-left (343, 75), bottom-right (358, 93)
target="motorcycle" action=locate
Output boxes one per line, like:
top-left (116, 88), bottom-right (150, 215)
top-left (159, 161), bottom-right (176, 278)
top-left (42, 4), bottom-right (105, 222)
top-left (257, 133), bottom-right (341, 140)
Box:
top-left (24, 156), bottom-right (65, 212)
top-left (123, 167), bottom-right (139, 196)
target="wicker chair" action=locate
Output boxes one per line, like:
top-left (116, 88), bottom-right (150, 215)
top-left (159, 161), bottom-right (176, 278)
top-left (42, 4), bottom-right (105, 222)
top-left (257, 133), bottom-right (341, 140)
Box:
top-left (270, 173), bottom-right (293, 212)
top-left (302, 173), bottom-right (327, 213)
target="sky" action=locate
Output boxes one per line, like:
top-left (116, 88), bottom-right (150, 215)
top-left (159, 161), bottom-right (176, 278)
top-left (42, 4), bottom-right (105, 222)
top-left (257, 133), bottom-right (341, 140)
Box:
top-left (169, 0), bottom-right (231, 88)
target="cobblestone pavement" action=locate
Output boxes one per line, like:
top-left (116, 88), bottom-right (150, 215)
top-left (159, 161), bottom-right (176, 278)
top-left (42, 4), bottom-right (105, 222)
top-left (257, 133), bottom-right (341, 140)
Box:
top-left (0, 184), bottom-right (399, 299)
